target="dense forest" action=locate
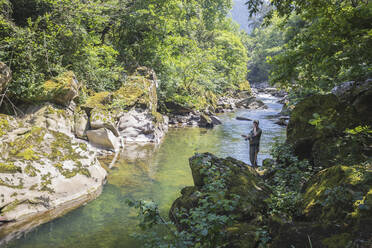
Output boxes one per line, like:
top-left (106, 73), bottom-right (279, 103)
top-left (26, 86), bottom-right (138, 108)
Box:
top-left (1, 0), bottom-right (371, 109)
top-left (0, 0), bottom-right (249, 112)
top-left (0, 0), bottom-right (372, 247)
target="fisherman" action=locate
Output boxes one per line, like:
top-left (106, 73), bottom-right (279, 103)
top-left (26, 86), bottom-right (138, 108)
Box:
top-left (242, 120), bottom-right (262, 167)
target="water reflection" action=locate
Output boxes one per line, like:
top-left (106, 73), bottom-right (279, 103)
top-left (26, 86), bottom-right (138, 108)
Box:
top-left (5, 94), bottom-right (285, 248)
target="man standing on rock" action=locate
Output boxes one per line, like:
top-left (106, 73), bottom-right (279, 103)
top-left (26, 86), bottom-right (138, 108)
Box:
top-left (242, 120), bottom-right (262, 167)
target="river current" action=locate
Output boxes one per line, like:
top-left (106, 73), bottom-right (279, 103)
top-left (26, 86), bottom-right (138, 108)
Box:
top-left (5, 93), bottom-right (286, 248)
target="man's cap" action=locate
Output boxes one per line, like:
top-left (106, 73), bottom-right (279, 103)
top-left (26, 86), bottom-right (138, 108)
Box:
top-left (253, 120), bottom-right (259, 125)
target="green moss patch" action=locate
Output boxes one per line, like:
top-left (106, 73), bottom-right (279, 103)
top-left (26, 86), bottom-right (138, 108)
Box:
top-left (0, 162), bottom-right (22, 174)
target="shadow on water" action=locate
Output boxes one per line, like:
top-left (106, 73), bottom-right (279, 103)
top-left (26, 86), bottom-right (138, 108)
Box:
top-left (5, 93), bottom-right (286, 248)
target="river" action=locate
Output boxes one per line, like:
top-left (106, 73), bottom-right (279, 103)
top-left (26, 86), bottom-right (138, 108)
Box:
top-left (4, 93), bottom-right (286, 248)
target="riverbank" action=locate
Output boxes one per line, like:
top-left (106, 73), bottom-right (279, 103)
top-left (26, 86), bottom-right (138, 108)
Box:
top-left (2, 92), bottom-right (287, 247)
top-left (0, 59), bottom-right (288, 246)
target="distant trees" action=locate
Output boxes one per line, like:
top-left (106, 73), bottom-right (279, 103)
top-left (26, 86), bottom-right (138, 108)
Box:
top-left (244, 0), bottom-right (372, 91)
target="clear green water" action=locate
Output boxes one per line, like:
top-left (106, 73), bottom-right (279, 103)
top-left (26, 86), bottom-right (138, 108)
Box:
top-left (4, 94), bottom-right (285, 248)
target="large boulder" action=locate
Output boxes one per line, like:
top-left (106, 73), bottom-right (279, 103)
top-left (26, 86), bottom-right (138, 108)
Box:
top-left (0, 62), bottom-right (11, 93)
top-left (198, 113), bottom-right (213, 128)
top-left (286, 94), bottom-right (360, 160)
top-left (26, 71), bottom-right (80, 106)
top-left (117, 108), bottom-right (168, 143)
top-left (170, 153), bottom-right (269, 238)
top-left (0, 119), bottom-right (107, 242)
top-left (22, 103), bottom-right (74, 136)
top-left (90, 108), bottom-right (119, 137)
top-left (332, 79), bottom-right (372, 125)
top-left (301, 165), bottom-right (372, 222)
top-left (86, 128), bottom-right (120, 152)
top-left (113, 66), bottom-right (158, 113)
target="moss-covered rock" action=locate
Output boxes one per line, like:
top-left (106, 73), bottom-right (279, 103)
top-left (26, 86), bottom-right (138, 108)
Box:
top-left (301, 165), bottom-right (372, 223)
top-left (332, 79), bottom-right (372, 125)
top-left (287, 94), bottom-right (360, 159)
top-left (198, 113), bottom-right (213, 128)
top-left (23, 103), bottom-right (74, 135)
top-left (312, 137), bottom-right (366, 168)
top-left (22, 71), bottom-right (80, 106)
top-left (113, 66), bottom-right (158, 113)
top-left (0, 119), bottom-right (107, 238)
top-left (170, 153), bottom-right (269, 227)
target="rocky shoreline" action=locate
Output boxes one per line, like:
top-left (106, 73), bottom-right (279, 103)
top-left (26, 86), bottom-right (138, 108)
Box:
top-left (0, 61), bottom-right (285, 245)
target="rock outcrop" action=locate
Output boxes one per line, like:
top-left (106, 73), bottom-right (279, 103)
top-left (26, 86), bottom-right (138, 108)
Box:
top-left (83, 67), bottom-right (168, 144)
top-left (0, 115), bottom-right (107, 244)
top-left (0, 67), bottom-right (171, 244)
top-left (170, 153), bottom-right (269, 248)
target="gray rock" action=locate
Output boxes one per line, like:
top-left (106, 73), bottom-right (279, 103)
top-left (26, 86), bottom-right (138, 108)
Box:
top-left (274, 119), bottom-right (288, 126)
top-left (210, 115), bottom-right (222, 125)
top-left (23, 103), bottom-right (74, 135)
top-left (199, 114), bottom-right (213, 128)
top-left (118, 108), bottom-right (168, 143)
top-left (74, 109), bottom-right (88, 139)
top-left (90, 109), bottom-right (119, 137)
top-left (0, 120), bottom-right (107, 243)
top-left (236, 116), bottom-right (252, 121)
top-left (236, 97), bottom-right (268, 110)
top-left (87, 128), bottom-right (120, 151)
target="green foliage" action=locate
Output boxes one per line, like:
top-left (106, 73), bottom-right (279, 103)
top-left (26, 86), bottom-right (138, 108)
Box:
top-left (115, 0), bottom-right (248, 110)
top-left (0, 0), bottom-right (125, 100)
top-left (128, 164), bottom-right (240, 248)
top-left (242, 14), bottom-right (287, 83)
top-left (244, 0), bottom-right (372, 92)
top-left (263, 141), bottom-right (313, 219)
top-left (1, 0), bottom-right (248, 110)
top-left (309, 113), bottom-right (336, 131)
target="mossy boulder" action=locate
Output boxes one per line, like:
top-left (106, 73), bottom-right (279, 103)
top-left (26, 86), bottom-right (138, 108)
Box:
top-left (312, 137), bottom-right (366, 168)
top-left (236, 97), bottom-right (267, 110)
top-left (113, 66), bottom-right (158, 113)
top-left (198, 113), bottom-right (213, 128)
top-left (25, 71), bottom-right (80, 106)
top-left (82, 91), bottom-right (112, 111)
top-left (287, 94), bottom-right (360, 159)
top-left (170, 153), bottom-right (269, 223)
top-left (23, 103), bottom-right (74, 135)
top-left (0, 62), bottom-right (11, 93)
top-left (0, 114), bottom-right (16, 137)
top-left (332, 79), bottom-right (372, 125)
top-left (90, 108), bottom-right (119, 137)
top-left (301, 165), bottom-right (372, 223)
top-left (0, 118), bottom-right (107, 239)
